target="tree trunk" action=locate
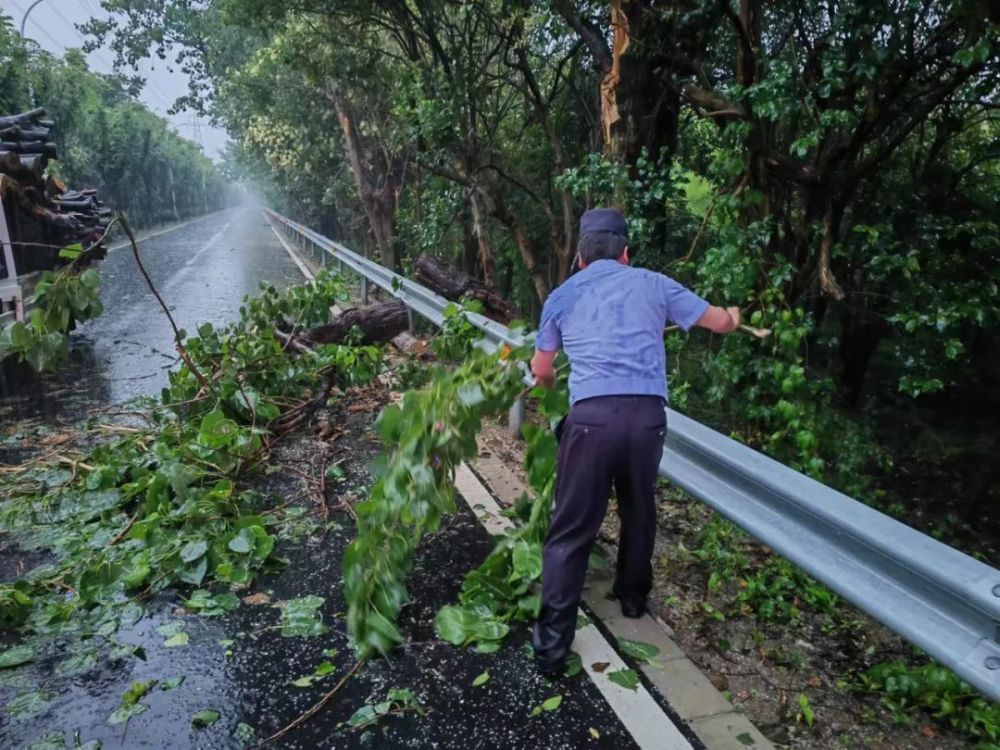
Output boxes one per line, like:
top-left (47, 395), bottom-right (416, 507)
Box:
top-left (325, 81), bottom-right (400, 271)
top-left (838, 313), bottom-right (886, 407)
top-left (414, 253), bottom-right (520, 323)
top-left (301, 300), bottom-right (409, 345)
top-left (601, 0), bottom-right (683, 168)
top-left (468, 193), bottom-right (495, 286)
top-left (474, 181), bottom-right (550, 302)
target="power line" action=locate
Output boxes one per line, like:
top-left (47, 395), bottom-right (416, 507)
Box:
top-left (10, 0), bottom-right (71, 56)
top-left (38, 0), bottom-right (178, 114)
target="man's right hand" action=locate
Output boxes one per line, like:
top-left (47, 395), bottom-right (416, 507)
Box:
top-left (726, 306), bottom-right (741, 332)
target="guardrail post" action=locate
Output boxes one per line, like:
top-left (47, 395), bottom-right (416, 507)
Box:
top-left (508, 398), bottom-right (525, 438)
top-left (407, 308), bottom-right (416, 334)
top-left (362, 276), bottom-right (369, 304)
top-left (320, 246), bottom-right (327, 267)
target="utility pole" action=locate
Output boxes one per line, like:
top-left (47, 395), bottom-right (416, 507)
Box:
top-left (20, 0), bottom-right (48, 104)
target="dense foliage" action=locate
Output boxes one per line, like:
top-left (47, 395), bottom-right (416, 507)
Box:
top-left (0, 258), bottom-right (103, 371)
top-left (0, 270), bottom-right (379, 699)
top-left (0, 14), bottom-right (226, 228)
top-left (82, 0), bottom-right (1000, 505)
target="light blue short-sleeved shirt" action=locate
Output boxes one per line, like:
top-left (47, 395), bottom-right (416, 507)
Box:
top-left (536, 260), bottom-right (709, 405)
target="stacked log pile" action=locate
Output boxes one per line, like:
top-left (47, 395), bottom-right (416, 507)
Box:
top-left (1, 107), bottom-right (110, 278)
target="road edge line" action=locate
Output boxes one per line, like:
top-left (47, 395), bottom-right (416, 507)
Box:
top-left (264, 214), bottom-right (314, 281)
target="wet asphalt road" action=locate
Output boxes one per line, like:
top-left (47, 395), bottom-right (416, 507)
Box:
top-left (0, 211), bottom-right (681, 749)
top-left (0, 207), bottom-right (303, 423)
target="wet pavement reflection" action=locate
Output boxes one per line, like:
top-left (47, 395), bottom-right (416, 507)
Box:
top-left (0, 207), bottom-right (303, 426)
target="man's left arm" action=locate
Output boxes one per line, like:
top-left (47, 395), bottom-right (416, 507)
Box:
top-left (532, 297), bottom-right (561, 388)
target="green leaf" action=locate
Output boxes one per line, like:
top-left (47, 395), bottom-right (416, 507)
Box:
top-left (7, 689), bottom-right (54, 718)
top-left (617, 638), bottom-right (662, 667)
top-left (164, 631), bottom-right (190, 647)
top-left (192, 709), bottom-right (220, 728)
top-left (234, 722), bottom-right (256, 746)
top-left (180, 540), bottom-right (208, 563)
top-left (0, 644), bottom-right (34, 668)
top-left (228, 529), bottom-right (253, 554)
top-left (434, 605), bottom-right (472, 645)
top-left (797, 694), bottom-right (814, 726)
top-left (185, 590), bottom-right (239, 616)
top-left (565, 652), bottom-right (582, 678)
top-left (511, 540), bottom-right (542, 580)
top-left (607, 668), bottom-right (640, 691)
top-left (109, 702), bottom-right (148, 726)
top-left (278, 595), bottom-right (328, 637)
top-left (27, 733), bottom-right (68, 750)
top-left (159, 676), bottom-right (185, 691)
top-left (177, 556), bottom-right (208, 585)
top-left (58, 243), bottom-right (84, 260)
top-left (315, 661), bottom-right (336, 676)
top-left (541, 695), bottom-right (562, 711)
top-left (472, 671), bottom-right (490, 687)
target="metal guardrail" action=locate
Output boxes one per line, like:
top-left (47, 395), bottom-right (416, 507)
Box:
top-left (264, 208), bottom-right (1000, 701)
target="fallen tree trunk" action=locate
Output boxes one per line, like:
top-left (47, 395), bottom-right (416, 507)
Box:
top-left (301, 299), bottom-right (409, 346)
top-left (414, 253), bottom-right (520, 324)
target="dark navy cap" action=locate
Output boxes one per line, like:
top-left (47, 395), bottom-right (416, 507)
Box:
top-left (580, 208), bottom-right (628, 239)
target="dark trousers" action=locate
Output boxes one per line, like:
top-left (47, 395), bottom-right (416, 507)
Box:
top-left (533, 395), bottom-right (666, 662)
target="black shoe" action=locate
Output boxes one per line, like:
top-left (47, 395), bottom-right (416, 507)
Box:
top-left (535, 652), bottom-right (567, 677)
top-left (532, 617), bottom-right (571, 676)
top-left (612, 584), bottom-right (646, 619)
top-left (619, 598), bottom-right (645, 618)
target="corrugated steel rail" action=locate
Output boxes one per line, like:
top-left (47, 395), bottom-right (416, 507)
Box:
top-left (263, 208), bottom-right (1000, 701)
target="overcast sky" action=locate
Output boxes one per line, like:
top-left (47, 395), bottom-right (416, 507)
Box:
top-left (2, 0), bottom-right (229, 161)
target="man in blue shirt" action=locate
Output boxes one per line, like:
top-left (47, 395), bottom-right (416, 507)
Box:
top-left (530, 208), bottom-right (740, 676)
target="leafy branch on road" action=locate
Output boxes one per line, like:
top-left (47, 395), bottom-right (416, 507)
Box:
top-left (0, 220), bottom-right (119, 372)
top-left (343, 319), bottom-right (570, 656)
top-left (0, 269), bottom-right (381, 713)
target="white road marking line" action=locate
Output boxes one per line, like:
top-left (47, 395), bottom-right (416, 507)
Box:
top-left (107, 209), bottom-right (229, 252)
top-left (163, 217), bottom-right (237, 291)
top-left (454, 462), bottom-right (694, 750)
top-left (266, 218), bottom-right (314, 281)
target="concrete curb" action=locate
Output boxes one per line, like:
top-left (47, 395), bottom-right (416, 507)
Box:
top-left (463, 456), bottom-right (776, 750)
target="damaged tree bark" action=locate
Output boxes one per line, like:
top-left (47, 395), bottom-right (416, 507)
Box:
top-left (414, 253), bottom-right (520, 324)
